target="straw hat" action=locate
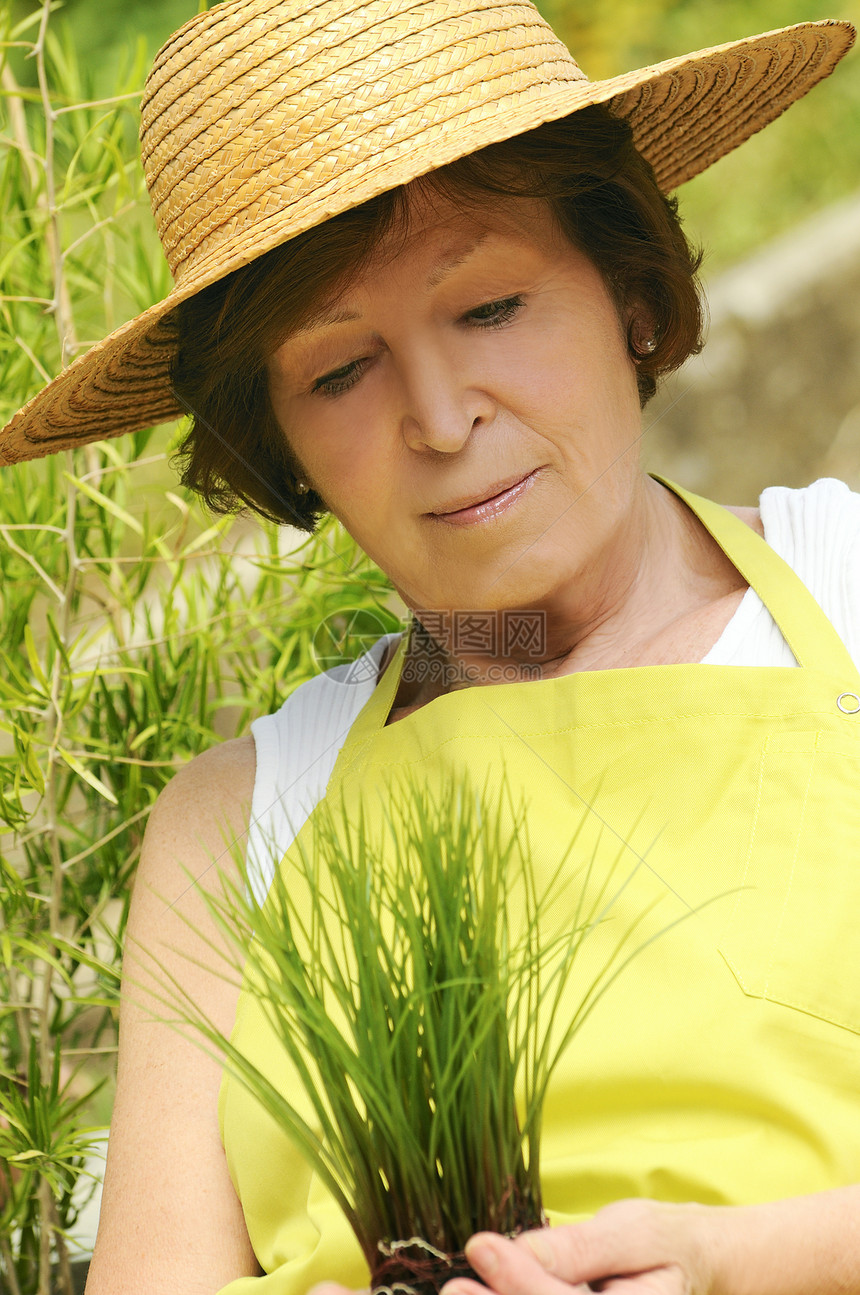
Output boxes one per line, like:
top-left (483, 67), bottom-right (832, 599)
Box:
top-left (1, 0), bottom-right (854, 465)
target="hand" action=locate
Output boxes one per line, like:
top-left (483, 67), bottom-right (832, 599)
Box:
top-left (314, 1188), bottom-right (860, 1295)
top-left (441, 1199), bottom-right (726, 1295)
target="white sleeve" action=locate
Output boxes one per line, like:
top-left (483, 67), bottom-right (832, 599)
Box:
top-left (245, 631), bottom-right (402, 905)
top-left (758, 476), bottom-right (860, 668)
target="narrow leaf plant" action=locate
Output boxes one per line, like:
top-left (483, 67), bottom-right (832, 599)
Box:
top-left (158, 763), bottom-right (666, 1295)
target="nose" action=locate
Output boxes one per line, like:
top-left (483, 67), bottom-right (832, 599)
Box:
top-left (398, 343), bottom-right (494, 453)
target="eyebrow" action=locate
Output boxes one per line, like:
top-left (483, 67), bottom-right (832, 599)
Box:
top-left (292, 231), bottom-right (492, 336)
top-left (425, 231), bottom-right (490, 288)
top-left (292, 304), bottom-right (361, 337)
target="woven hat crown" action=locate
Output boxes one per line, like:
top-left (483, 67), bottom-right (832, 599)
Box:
top-left (140, 0), bottom-right (587, 288)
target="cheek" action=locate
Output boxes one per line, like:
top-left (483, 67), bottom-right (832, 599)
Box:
top-left (276, 399), bottom-right (377, 496)
top-left (297, 422), bottom-right (400, 545)
top-left (489, 317), bottom-right (636, 428)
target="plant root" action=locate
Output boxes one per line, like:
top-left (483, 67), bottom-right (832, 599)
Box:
top-left (372, 1238), bottom-right (479, 1295)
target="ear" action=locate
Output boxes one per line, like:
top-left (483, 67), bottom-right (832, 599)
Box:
top-left (625, 305), bottom-right (658, 361)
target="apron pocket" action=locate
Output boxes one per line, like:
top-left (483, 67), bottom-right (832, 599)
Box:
top-left (717, 728), bottom-right (860, 1034)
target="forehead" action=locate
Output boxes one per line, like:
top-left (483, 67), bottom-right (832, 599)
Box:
top-left (294, 190), bottom-right (564, 332)
top-left (373, 186), bottom-right (562, 271)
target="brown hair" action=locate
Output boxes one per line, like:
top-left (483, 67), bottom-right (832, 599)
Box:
top-left (170, 104), bottom-right (704, 532)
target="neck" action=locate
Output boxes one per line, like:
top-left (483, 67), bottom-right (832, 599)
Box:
top-left (399, 476), bottom-right (739, 697)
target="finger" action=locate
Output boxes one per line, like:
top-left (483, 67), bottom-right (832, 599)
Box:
top-left (441, 1232), bottom-right (591, 1295)
top-left (513, 1202), bottom-right (672, 1286)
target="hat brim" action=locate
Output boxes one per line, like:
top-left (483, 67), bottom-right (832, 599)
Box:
top-left (1, 19), bottom-right (854, 465)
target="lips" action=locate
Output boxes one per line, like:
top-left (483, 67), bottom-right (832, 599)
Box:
top-left (429, 470), bottom-right (536, 516)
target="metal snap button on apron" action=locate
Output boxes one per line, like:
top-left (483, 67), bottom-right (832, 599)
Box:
top-left (837, 692), bottom-right (860, 714)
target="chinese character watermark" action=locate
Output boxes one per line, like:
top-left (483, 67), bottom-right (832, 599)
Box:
top-left (311, 608), bottom-right (547, 685)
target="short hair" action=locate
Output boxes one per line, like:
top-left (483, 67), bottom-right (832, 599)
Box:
top-left (170, 104), bottom-right (704, 532)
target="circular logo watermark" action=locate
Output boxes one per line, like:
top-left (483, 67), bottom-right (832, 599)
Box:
top-left (310, 607), bottom-right (395, 681)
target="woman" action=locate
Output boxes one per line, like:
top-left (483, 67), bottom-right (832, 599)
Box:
top-left (3, 2), bottom-right (859, 1294)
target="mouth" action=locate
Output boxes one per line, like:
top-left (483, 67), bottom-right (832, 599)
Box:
top-left (427, 468), bottom-right (542, 526)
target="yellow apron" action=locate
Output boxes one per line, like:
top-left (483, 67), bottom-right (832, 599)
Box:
top-left (218, 477), bottom-right (860, 1294)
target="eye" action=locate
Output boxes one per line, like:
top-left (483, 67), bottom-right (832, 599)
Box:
top-left (311, 357), bottom-right (367, 397)
top-left (464, 295), bottom-right (525, 329)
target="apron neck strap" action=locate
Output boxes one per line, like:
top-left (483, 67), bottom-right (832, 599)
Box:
top-left (339, 623), bottom-right (413, 772)
top-left (652, 474), bottom-right (859, 679)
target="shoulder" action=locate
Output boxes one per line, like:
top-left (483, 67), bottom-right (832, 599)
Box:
top-left (756, 477), bottom-right (860, 662)
top-left (757, 476), bottom-right (860, 547)
top-left (724, 503), bottom-right (764, 537)
top-left (754, 478), bottom-right (860, 591)
top-left (137, 736), bottom-right (256, 904)
top-left (151, 734), bottom-right (256, 823)
top-left (124, 737), bottom-right (259, 1084)
top-left (724, 478), bottom-right (860, 549)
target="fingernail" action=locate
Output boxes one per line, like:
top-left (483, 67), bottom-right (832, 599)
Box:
top-left (523, 1230), bottom-right (555, 1271)
top-left (465, 1239), bottom-right (498, 1273)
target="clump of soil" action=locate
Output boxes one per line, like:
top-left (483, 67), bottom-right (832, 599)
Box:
top-left (371, 1239), bottom-right (479, 1295)
top-left (371, 1214), bottom-right (548, 1295)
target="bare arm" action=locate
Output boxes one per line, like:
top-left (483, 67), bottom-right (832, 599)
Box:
top-left (85, 736), bottom-right (260, 1295)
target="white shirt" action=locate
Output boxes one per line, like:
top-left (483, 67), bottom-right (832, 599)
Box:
top-left (702, 478), bottom-right (860, 666)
